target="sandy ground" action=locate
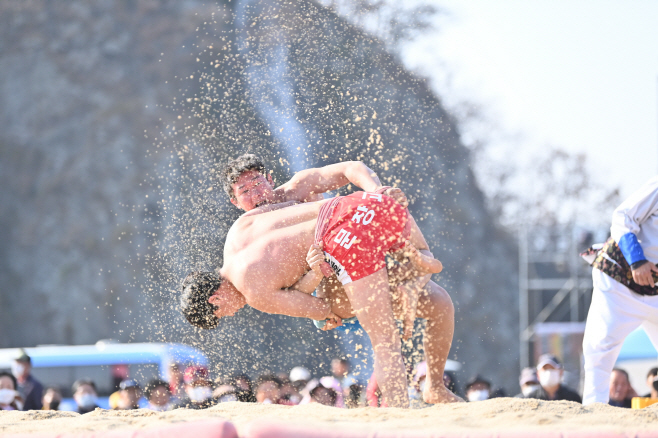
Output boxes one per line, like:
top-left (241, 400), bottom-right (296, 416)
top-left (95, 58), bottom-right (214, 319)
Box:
top-left (2, 398), bottom-right (658, 436)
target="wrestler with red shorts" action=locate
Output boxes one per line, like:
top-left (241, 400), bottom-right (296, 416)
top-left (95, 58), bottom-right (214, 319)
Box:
top-left (181, 189), bottom-right (458, 407)
top-left (318, 191), bottom-right (412, 285)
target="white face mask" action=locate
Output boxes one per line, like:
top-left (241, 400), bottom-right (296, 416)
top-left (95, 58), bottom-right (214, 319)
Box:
top-left (539, 369), bottom-right (561, 387)
top-left (522, 384), bottom-right (540, 397)
top-left (77, 394), bottom-right (98, 409)
top-left (188, 386), bottom-right (212, 403)
top-left (218, 393), bottom-right (238, 403)
top-left (0, 389), bottom-right (16, 405)
top-left (11, 363), bottom-right (26, 379)
top-left (467, 389), bottom-right (489, 402)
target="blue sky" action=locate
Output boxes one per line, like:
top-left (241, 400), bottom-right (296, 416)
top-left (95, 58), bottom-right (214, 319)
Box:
top-left (403, 0), bottom-right (658, 198)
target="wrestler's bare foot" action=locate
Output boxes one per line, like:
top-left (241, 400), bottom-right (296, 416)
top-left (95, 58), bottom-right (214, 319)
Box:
top-left (423, 385), bottom-right (464, 404)
top-left (405, 242), bottom-right (442, 274)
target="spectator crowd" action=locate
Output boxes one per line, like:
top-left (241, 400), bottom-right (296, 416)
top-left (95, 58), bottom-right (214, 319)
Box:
top-left (1, 350), bottom-right (657, 413)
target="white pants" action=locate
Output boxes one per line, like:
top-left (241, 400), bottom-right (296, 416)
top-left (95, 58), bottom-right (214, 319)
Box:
top-left (582, 269), bottom-right (658, 405)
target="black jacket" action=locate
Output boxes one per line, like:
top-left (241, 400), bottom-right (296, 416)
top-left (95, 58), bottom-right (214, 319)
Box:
top-left (18, 374), bottom-right (43, 411)
top-left (521, 385), bottom-right (582, 403)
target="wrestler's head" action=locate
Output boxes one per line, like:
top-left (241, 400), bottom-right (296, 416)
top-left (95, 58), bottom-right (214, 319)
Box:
top-left (180, 271), bottom-right (246, 329)
top-left (223, 154), bottom-right (274, 211)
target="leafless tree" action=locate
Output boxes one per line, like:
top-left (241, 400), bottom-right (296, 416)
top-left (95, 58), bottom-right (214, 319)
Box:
top-left (317, 0), bottom-right (440, 52)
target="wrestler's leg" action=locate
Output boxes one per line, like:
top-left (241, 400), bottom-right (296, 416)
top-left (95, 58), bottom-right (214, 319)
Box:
top-left (415, 280), bottom-right (462, 403)
top-left (343, 268), bottom-right (409, 408)
top-left (393, 273), bottom-right (430, 339)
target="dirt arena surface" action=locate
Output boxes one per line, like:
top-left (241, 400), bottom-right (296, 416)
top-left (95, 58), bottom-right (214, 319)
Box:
top-left (2, 398), bottom-right (658, 437)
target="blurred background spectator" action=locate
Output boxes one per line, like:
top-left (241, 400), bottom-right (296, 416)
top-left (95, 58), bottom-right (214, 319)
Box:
top-left (342, 375), bottom-right (361, 408)
top-left (289, 366), bottom-right (312, 403)
top-left (516, 367), bottom-right (540, 398)
top-left (465, 375), bottom-right (491, 402)
top-left (409, 361), bottom-right (427, 404)
top-left (278, 377), bottom-right (301, 405)
top-left (110, 365), bottom-right (130, 393)
top-left (608, 368), bottom-right (636, 408)
top-left (230, 373), bottom-right (256, 403)
top-left (642, 367), bottom-right (658, 398)
top-left (12, 350), bottom-right (43, 410)
top-left (443, 370), bottom-right (458, 396)
top-left (331, 359), bottom-right (352, 387)
top-left (177, 366), bottom-right (215, 409)
top-left (522, 354), bottom-right (581, 403)
top-left (290, 367), bottom-right (311, 389)
top-left (145, 379), bottom-right (173, 411)
top-left (318, 376), bottom-right (344, 408)
top-left (308, 380), bottom-right (338, 407)
top-left (330, 358), bottom-right (359, 408)
top-left (168, 363), bottom-right (185, 402)
top-left (41, 386), bottom-right (62, 411)
top-left (72, 379), bottom-right (99, 414)
top-left (212, 377), bottom-right (239, 403)
top-left (0, 371), bottom-right (23, 410)
top-left (255, 374), bottom-right (282, 404)
top-left (366, 372), bottom-right (382, 407)
top-left (117, 379), bottom-right (142, 410)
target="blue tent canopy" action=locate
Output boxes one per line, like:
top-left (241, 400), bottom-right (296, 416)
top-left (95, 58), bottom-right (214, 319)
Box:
top-left (0, 342), bottom-right (208, 380)
top-left (618, 327), bottom-right (658, 361)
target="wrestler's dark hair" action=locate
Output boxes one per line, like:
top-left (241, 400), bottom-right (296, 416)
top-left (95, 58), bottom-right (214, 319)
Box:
top-left (223, 153), bottom-right (266, 199)
top-left (180, 271), bottom-right (222, 330)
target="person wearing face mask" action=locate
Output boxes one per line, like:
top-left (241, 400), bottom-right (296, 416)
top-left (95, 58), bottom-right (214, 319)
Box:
top-left (464, 375), bottom-right (491, 402)
top-left (176, 366), bottom-right (216, 409)
top-left (515, 367), bottom-right (541, 398)
top-left (12, 350), bottom-right (43, 410)
top-left (523, 354), bottom-right (581, 403)
top-left (41, 386), bottom-right (62, 410)
top-left (72, 379), bottom-right (100, 414)
top-left (0, 371), bottom-right (24, 411)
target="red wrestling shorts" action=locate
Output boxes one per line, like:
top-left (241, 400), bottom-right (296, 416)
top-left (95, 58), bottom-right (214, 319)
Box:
top-left (315, 191), bottom-right (411, 285)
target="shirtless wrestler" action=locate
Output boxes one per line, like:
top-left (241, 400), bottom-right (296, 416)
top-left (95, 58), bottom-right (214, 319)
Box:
top-left (222, 154), bottom-right (434, 337)
top-left (181, 189), bottom-right (460, 407)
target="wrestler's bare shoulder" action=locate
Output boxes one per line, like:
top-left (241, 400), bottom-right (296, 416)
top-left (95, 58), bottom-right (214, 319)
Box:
top-left (234, 198), bottom-right (328, 227)
top-left (240, 200), bottom-right (302, 218)
top-left (224, 198), bottom-right (330, 253)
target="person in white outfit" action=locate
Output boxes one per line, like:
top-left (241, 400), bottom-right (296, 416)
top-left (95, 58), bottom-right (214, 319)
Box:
top-left (582, 176), bottom-right (658, 405)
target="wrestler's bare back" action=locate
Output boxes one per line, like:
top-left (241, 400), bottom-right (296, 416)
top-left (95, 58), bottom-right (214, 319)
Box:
top-left (220, 198), bottom-right (332, 297)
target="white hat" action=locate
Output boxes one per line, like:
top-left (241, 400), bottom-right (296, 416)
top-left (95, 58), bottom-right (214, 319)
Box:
top-left (290, 366), bottom-right (311, 382)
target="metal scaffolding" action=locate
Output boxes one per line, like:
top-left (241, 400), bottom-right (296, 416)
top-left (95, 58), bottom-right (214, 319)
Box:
top-left (518, 226), bottom-right (595, 369)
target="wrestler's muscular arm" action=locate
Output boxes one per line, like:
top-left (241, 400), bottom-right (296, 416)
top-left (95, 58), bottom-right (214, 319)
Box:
top-left (288, 244), bottom-right (325, 295)
top-left (397, 213), bottom-right (442, 274)
top-left (275, 161), bottom-right (383, 202)
top-left (241, 283), bottom-right (342, 328)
